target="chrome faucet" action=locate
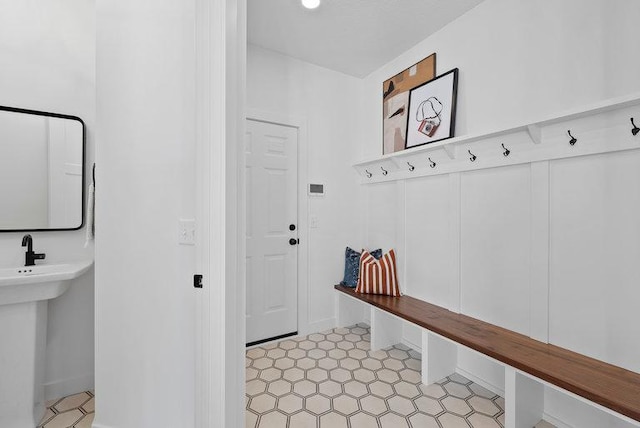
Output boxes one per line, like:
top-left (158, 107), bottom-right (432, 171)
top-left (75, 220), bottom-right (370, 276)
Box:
top-left (21, 234), bottom-right (46, 267)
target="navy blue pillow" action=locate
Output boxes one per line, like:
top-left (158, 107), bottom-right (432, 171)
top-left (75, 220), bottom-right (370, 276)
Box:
top-left (340, 247), bottom-right (383, 287)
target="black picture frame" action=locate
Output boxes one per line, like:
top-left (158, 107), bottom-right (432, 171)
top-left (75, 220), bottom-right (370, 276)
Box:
top-left (405, 68), bottom-right (458, 149)
top-left (0, 105), bottom-right (86, 232)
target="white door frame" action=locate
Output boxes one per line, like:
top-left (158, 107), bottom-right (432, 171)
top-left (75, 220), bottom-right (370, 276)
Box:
top-left (194, 0), bottom-right (246, 427)
top-left (246, 109), bottom-right (311, 339)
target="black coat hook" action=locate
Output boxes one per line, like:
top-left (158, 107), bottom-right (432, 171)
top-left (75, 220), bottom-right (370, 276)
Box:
top-left (428, 157), bottom-right (436, 168)
top-left (365, 169), bottom-right (372, 178)
top-left (407, 162), bottom-right (415, 172)
top-left (381, 166), bottom-right (388, 176)
top-left (568, 130), bottom-right (577, 146)
top-left (468, 150), bottom-right (477, 162)
top-left (632, 118), bottom-right (640, 136)
top-left (501, 143), bottom-right (510, 157)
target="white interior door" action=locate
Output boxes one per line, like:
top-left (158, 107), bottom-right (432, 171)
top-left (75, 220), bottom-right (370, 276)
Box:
top-left (245, 119), bottom-right (298, 344)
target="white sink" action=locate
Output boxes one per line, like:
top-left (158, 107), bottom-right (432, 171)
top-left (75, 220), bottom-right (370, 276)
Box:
top-left (0, 259), bottom-right (93, 427)
top-left (0, 260), bottom-right (93, 306)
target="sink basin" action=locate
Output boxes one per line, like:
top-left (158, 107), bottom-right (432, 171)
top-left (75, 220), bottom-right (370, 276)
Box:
top-left (0, 260), bottom-right (93, 306)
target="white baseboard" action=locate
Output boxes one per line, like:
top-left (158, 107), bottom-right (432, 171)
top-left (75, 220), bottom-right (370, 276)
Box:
top-left (542, 412), bottom-right (572, 428)
top-left (401, 337), bottom-right (422, 353)
top-left (305, 317), bottom-right (336, 335)
top-left (44, 373), bottom-right (94, 401)
top-left (455, 367), bottom-right (505, 397)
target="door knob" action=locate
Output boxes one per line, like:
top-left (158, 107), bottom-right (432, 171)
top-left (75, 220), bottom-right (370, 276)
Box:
top-left (289, 238), bottom-right (298, 246)
top-left (289, 224), bottom-right (296, 231)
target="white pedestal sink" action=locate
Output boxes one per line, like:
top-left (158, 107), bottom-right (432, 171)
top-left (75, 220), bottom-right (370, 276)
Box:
top-left (0, 260), bottom-right (93, 428)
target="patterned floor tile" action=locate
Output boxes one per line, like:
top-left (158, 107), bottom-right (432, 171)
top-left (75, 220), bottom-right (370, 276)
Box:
top-left (33, 326), bottom-right (558, 428)
top-left (38, 391), bottom-right (95, 428)
top-left (246, 324), bottom-right (513, 428)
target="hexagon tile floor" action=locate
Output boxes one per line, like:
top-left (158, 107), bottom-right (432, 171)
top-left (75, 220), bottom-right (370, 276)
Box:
top-left (246, 324), bottom-right (555, 428)
top-left (37, 391), bottom-right (94, 428)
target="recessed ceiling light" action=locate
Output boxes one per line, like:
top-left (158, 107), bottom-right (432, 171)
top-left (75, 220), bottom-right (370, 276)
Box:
top-left (301, 0), bottom-right (320, 9)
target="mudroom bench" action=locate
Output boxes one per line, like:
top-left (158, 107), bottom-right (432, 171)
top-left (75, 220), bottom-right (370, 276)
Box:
top-left (334, 284), bottom-right (640, 427)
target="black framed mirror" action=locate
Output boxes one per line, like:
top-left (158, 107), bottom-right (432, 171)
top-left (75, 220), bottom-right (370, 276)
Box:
top-left (0, 105), bottom-right (85, 232)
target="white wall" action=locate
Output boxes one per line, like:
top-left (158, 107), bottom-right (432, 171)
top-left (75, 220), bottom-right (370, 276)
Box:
top-left (246, 45), bottom-right (364, 333)
top-left (0, 0), bottom-right (95, 399)
top-left (359, 0), bottom-right (640, 424)
top-left (95, 0), bottom-right (196, 425)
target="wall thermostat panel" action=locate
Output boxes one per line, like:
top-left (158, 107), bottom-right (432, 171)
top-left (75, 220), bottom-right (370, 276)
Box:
top-left (308, 183), bottom-right (325, 196)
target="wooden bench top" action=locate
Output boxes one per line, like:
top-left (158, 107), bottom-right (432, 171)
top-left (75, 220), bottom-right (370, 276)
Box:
top-left (335, 284), bottom-right (640, 421)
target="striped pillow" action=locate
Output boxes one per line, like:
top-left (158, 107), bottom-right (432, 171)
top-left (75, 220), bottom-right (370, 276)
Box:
top-left (355, 249), bottom-right (401, 296)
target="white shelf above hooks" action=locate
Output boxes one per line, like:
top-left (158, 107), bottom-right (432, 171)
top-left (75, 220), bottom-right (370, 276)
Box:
top-left (354, 92), bottom-right (640, 184)
top-left (443, 144), bottom-right (457, 159)
top-left (526, 124), bottom-right (542, 145)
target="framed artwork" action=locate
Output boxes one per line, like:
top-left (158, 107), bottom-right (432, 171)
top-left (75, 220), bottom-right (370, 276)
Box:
top-left (405, 68), bottom-right (458, 149)
top-left (382, 54), bottom-right (436, 155)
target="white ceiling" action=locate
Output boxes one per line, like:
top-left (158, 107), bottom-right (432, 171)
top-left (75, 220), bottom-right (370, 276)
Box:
top-left (248, 0), bottom-right (484, 78)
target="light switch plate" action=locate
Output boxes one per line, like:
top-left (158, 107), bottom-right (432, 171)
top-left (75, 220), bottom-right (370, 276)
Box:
top-left (178, 219), bottom-right (196, 245)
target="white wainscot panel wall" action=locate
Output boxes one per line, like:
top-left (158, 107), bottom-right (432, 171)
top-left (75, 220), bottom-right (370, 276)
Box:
top-left (364, 150), bottom-right (640, 373)
top-left (366, 182), bottom-right (399, 253)
top-left (549, 150), bottom-right (640, 374)
top-left (460, 165), bottom-right (532, 336)
top-left (404, 175), bottom-right (454, 309)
